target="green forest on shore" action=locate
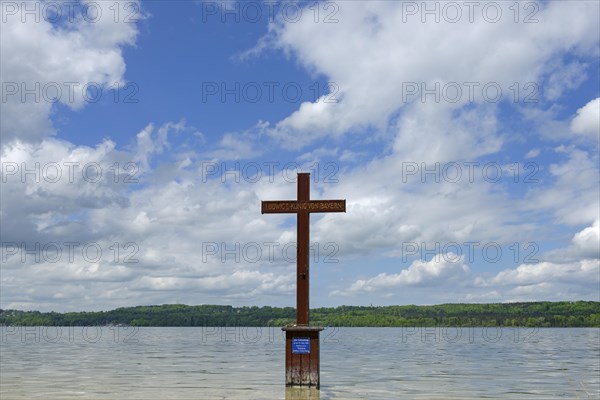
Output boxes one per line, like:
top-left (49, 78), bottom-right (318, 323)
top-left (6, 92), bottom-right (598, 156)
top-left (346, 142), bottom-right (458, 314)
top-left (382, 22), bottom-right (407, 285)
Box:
top-left (2, 301), bottom-right (599, 327)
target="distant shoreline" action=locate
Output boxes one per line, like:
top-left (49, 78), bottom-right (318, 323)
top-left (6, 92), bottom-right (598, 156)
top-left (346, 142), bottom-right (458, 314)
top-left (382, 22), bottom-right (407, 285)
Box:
top-left (2, 301), bottom-right (599, 327)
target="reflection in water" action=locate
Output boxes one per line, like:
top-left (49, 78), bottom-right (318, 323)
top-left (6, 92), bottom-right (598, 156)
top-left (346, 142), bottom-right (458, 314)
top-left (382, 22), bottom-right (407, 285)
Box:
top-left (285, 387), bottom-right (320, 400)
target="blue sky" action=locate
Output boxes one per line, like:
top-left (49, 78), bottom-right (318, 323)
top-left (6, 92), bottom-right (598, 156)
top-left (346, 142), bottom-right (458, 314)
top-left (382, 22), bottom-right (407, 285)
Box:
top-left (1, 0), bottom-right (599, 312)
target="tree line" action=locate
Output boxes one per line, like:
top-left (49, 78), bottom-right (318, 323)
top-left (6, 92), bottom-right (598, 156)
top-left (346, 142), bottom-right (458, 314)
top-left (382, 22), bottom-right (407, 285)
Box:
top-left (1, 301), bottom-right (599, 327)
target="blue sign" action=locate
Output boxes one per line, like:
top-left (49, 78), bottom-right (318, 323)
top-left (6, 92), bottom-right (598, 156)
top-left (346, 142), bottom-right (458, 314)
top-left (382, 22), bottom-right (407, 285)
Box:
top-left (292, 337), bottom-right (310, 354)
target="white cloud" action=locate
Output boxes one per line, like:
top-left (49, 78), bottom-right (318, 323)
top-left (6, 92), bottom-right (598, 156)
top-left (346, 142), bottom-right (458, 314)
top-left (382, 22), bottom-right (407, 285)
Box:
top-left (525, 148), bottom-right (541, 159)
top-left (133, 270), bottom-right (294, 296)
top-left (572, 219), bottom-right (600, 259)
top-left (469, 259), bottom-right (600, 302)
top-left (522, 145), bottom-right (599, 226)
top-left (477, 260), bottom-right (598, 287)
top-left (0, 137), bottom-right (135, 243)
top-left (337, 257), bottom-right (599, 302)
top-left (0, 0), bottom-right (141, 143)
top-left (135, 121), bottom-right (188, 171)
top-left (390, 102), bottom-right (502, 163)
top-left (207, 121), bottom-right (268, 161)
top-left (544, 61), bottom-right (588, 101)
top-left (333, 255), bottom-right (470, 296)
top-left (545, 219), bottom-right (600, 262)
top-left (571, 98), bottom-right (600, 139)
top-left (0, 129), bottom-right (320, 310)
top-left (263, 1), bottom-right (599, 150)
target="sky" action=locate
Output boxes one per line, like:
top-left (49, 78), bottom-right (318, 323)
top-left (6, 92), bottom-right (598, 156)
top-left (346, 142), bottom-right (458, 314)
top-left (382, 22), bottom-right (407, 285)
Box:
top-left (1, 0), bottom-right (599, 312)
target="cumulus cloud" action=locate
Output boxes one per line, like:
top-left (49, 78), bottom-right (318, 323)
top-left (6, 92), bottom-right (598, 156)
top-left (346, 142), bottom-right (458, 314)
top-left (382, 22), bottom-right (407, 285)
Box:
top-left (543, 219), bottom-right (600, 263)
top-left (572, 219), bottom-right (600, 259)
top-left (262, 1), bottom-right (599, 150)
top-left (0, 137), bottom-right (135, 243)
top-left (0, 125), bottom-right (329, 311)
top-left (468, 259), bottom-right (600, 302)
top-left (0, 0), bottom-right (141, 143)
top-left (337, 257), bottom-right (599, 302)
top-left (476, 260), bottom-right (598, 287)
top-left (571, 98), bottom-right (600, 139)
top-left (333, 255), bottom-right (470, 296)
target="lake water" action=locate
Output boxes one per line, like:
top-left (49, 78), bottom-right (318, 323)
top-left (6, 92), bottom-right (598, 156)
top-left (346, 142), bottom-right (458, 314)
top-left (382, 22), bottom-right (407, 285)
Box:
top-left (1, 327), bottom-right (598, 399)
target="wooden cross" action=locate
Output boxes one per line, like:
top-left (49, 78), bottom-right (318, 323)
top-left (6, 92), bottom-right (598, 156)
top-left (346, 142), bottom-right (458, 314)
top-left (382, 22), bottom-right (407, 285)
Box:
top-left (262, 172), bottom-right (345, 325)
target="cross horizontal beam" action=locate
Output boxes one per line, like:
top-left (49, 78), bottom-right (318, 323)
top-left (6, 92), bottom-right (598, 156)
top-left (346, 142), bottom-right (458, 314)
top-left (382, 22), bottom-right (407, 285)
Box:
top-left (262, 200), bottom-right (346, 214)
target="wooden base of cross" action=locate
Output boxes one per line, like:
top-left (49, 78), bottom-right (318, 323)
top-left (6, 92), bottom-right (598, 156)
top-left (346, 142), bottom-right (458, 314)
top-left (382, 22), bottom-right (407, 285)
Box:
top-left (282, 326), bottom-right (324, 388)
top-left (262, 172), bottom-right (346, 388)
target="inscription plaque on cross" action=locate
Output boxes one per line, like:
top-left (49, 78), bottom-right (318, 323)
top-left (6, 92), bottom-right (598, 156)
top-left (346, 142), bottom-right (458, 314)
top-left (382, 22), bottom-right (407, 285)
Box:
top-left (262, 172), bottom-right (345, 388)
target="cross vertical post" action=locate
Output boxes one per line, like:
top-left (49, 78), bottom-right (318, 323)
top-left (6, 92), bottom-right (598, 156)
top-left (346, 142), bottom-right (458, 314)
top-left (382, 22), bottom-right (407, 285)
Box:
top-left (296, 173), bottom-right (310, 325)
